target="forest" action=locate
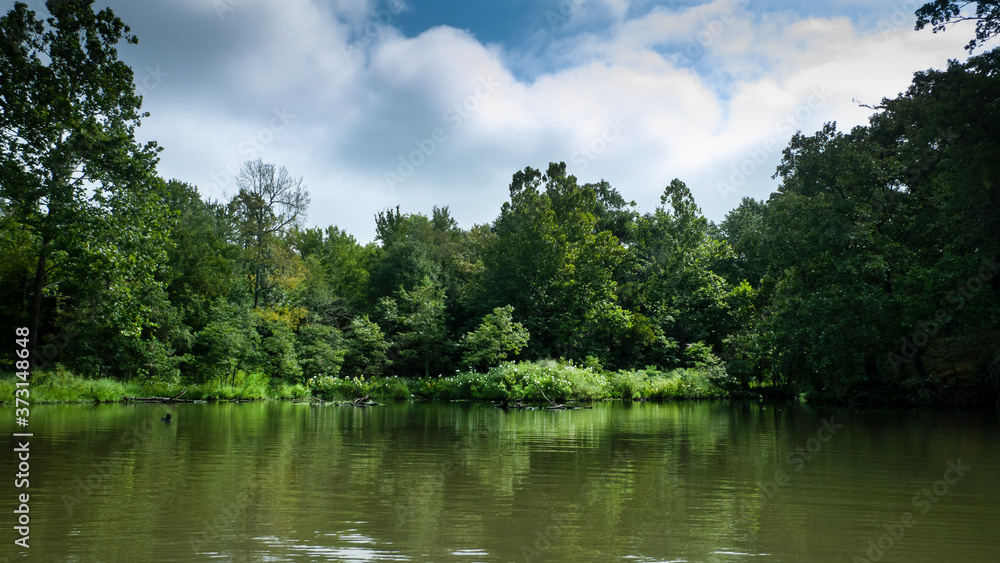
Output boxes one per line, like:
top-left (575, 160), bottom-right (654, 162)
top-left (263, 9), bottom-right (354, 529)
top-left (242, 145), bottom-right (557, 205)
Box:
top-left (1, 0), bottom-right (998, 405)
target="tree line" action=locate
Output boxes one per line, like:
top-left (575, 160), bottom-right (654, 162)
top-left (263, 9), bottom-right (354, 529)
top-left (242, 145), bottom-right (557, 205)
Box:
top-left (1, 0), bottom-right (998, 403)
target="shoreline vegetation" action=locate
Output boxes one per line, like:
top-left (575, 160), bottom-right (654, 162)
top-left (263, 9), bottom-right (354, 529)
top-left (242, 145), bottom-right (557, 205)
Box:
top-left (3, 2), bottom-right (999, 408)
top-left (2, 359), bottom-right (788, 405)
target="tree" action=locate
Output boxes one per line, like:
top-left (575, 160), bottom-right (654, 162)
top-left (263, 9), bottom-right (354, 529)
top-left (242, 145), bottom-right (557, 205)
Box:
top-left (367, 238), bottom-right (440, 302)
top-left (479, 162), bottom-right (631, 363)
top-left (191, 299), bottom-right (261, 384)
top-left (717, 197), bottom-right (767, 287)
top-left (460, 305), bottom-right (530, 370)
top-left (228, 159), bottom-right (309, 308)
top-left (292, 226), bottom-right (373, 324)
top-left (342, 315), bottom-right (390, 378)
top-left (162, 180), bottom-right (237, 331)
top-left (915, 0), bottom-right (1000, 51)
top-left (386, 280), bottom-right (449, 377)
top-left (620, 180), bottom-right (733, 367)
top-left (1, 1), bottom-right (169, 369)
top-left (295, 320), bottom-right (345, 379)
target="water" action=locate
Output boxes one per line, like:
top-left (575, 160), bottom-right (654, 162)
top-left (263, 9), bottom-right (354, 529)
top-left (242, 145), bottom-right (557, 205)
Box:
top-left (2, 401), bottom-right (998, 561)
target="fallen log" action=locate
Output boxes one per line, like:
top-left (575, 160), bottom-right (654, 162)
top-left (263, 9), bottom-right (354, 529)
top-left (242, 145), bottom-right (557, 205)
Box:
top-left (124, 388), bottom-right (199, 403)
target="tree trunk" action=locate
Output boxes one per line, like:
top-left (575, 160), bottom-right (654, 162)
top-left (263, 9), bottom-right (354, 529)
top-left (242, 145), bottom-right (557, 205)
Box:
top-left (27, 239), bottom-right (49, 380)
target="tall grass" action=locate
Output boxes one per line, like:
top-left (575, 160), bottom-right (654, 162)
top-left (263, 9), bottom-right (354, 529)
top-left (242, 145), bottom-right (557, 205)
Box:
top-left (2, 360), bottom-right (732, 405)
top-left (1, 366), bottom-right (307, 404)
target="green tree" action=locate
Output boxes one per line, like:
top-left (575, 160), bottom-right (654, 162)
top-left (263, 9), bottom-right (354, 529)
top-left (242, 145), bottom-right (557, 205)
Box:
top-left (717, 197), bottom-right (767, 288)
top-left (368, 238), bottom-right (440, 302)
top-left (621, 180), bottom-right (733, 367)
top-left (342, 315), bottom-right (390, 378)
top-left (1, 0), bottom-right (170, 367)
top-left (460, 305), bottom-right (530, 370)
top-left (291, 226), bottom-right (374, 323)
top-left (162, 180), bottom-right (237, 331)
top-left (227, 159), bottom-right (309, 309)
top-left (479, 162), bottom-right (631, 363)
top-left (295, 320), bottom-right (345, 379)
top-left (391, 281), bottom-right (449, 377)
top-left (191, 299), bottom-right (261, 384)
top-left (915, 0), bottom-right (1000, 51)
top-left (258, 316), bottom-right (303, 383)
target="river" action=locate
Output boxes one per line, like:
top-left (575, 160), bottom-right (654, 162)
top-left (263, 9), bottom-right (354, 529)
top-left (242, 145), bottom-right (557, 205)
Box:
top-left (1, 400), bottom-right (997, 561)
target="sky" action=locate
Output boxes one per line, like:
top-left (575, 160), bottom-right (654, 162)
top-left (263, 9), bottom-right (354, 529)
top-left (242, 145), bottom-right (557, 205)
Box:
top-left (25, 0), bottom-right (994, 242)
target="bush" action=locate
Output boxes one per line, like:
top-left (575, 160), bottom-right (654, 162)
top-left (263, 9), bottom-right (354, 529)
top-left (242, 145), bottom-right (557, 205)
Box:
top-left (295, 322), bottom-right (345, 379)
top-left (342, 316), bottom-right (390, 378)
top-left (646, 368), bottom-right (725, 400)
top-left (415, 360), bottom-right (610, 402)
top-left (272, 382), bottom-right (310, 400)
top-left (460, 305), bottom-right (530, 369)
top-left (608, 370), bottom-right (645, 400)
top-left (308, 375), bottom-right (411, 401)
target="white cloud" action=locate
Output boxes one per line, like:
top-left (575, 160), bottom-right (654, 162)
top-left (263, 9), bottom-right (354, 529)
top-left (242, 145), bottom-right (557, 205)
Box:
top-left (119, 0), bottom-right (982, 241)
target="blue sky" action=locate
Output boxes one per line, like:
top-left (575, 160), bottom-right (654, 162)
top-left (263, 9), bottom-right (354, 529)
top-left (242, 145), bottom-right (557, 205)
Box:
top-left (38, 0), bottom-right (993, 242)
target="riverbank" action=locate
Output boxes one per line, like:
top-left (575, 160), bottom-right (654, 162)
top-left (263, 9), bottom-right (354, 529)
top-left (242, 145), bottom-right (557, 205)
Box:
top-left (0, 359), bottom-right (751, 405)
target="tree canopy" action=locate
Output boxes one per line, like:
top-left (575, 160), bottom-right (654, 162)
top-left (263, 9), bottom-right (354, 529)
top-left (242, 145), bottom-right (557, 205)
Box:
top-left (1, 0), bottom-right (997, 405)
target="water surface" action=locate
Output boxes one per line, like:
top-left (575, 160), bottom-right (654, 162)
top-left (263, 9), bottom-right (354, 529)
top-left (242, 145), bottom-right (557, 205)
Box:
top-left (2, 401), bottom-right (998, 561)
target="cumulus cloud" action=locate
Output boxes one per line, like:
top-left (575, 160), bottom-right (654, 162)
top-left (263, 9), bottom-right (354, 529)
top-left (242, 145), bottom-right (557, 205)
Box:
top-left (103, 0), bottom-right (984, 241)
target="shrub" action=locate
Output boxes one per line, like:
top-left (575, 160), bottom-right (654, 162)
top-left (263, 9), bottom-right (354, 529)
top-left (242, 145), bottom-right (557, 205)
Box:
top-left (342, 316), bottom-right (390, 378)
top-left (608, 370), bottom-right (646, 400)
top-left (460, 305), bottom-right (530, 369)
top-left (308, 375), bottom-right (411, 401)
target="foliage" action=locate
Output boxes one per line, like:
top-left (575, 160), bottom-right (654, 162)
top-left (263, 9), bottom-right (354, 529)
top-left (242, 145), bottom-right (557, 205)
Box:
top-left (295, 321), bottom-right (346, 379)
top-left (308, 374), bottom-right (409, 401)
top-left (1, 0), bottom-right (997, 405)
top-left (0, 0), bottom-right (171, 371)
top-left (460, 305), bottom-right (530, 369)
top-left (341, 315), bottom-right (390, 378)
top-left (915, 0), bottom-right (1000, 51)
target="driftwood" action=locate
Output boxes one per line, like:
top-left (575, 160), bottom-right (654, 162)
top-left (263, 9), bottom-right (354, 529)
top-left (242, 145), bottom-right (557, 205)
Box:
top-left (124, 389), bottom-right (198, 403)
top-left (496, 398), bottom-right (527, 409)
top-left (511, 383), bottom-right (593, 410)
top-left (533, 381), bottom-right (571, 409)
top-left (307, 393), bottom-right (379, 407)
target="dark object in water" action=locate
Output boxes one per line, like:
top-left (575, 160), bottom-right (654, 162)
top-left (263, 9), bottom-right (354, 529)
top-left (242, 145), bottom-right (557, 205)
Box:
top-left (161, 413), bottom-right (172, 423)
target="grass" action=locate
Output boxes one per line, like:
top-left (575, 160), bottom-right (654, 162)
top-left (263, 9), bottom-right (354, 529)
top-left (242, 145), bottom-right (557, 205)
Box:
top-left (1, 360), bottom-right (733, 405)
top-left (0, 365), bottom-right (311, 404)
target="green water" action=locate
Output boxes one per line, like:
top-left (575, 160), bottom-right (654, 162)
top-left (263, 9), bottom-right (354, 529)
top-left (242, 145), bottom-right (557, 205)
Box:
top-left (1, 401), bottom-right (998, 562)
